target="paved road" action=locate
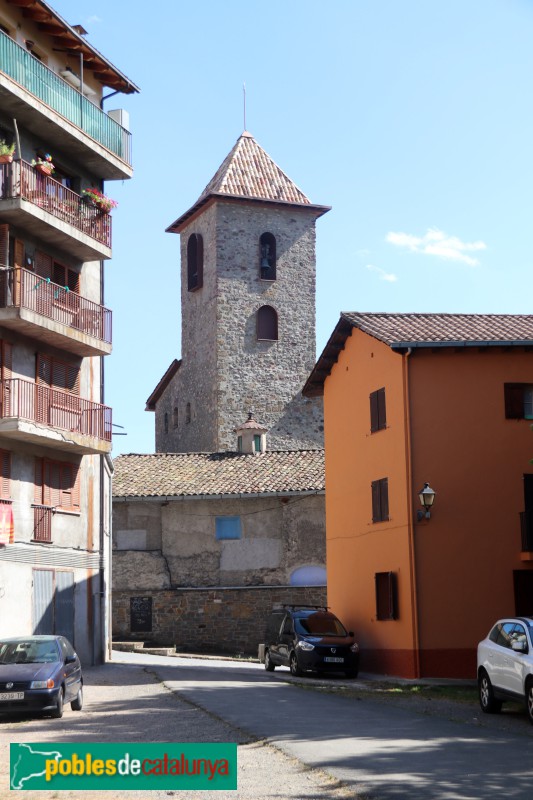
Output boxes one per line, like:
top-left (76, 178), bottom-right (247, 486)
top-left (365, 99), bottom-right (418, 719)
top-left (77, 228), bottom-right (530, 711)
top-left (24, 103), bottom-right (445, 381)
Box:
top-left (117, 650), bottom-right (533, 800)
top-left (1, 650), bottom-right (533, 799)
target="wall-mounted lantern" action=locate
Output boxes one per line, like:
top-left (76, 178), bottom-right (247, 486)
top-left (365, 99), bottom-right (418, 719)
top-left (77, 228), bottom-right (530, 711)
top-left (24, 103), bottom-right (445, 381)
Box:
top-left (417, 482), bottom-right (436, 521)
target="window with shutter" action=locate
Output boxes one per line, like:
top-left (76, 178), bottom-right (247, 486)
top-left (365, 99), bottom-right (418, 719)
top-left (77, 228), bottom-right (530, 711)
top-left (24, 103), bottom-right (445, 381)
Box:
top-left (35, 457), bottom-right (80, 511)
top-left (37, 354), bottom-right (80, 395)
top-left (0, 449), bottom-right (11, 499)
top-left (0, 340), bottom-right (12, 417)
top-left (257, 305), bottom-right (278, 341)
top-left (52, 261), bottom-right (79, 293)
top-left (371, 477), bottom-right (389, 523)
top-left (370, 388), bottom-right (387, 432)
top-left (0, 224), bottom-right (8, 267)
top-left (375, 572), bottom-right (398, 620)
top-left (35, 251), bottom-right (52, 280)
top-left (504, 384), bottom-right (533, 420)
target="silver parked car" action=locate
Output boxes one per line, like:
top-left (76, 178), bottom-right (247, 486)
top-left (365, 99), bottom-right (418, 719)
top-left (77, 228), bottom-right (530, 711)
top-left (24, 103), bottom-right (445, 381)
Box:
top-left (477, 616), bottom-right (533, 723)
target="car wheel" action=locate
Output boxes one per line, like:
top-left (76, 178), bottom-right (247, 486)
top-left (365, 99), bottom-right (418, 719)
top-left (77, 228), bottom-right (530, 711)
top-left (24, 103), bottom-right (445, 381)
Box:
top-left (526, 680), bottom-right (533, 725)
top-left (51, 687), bottom-right (64, 719)
top-left (264, 650), bottom-right (275, 672)
top-left (345, 668), bottom-right (359, 679)
top-left (289, 652), bottom-right (303, 677)
top-left (478, 671), bottom-right (502, 714)
top-left (71, 685), bottom-right (83, 711)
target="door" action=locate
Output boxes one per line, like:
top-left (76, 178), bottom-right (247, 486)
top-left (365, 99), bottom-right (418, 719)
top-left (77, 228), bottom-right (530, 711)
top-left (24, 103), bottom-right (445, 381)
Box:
top-left (514, 570), bottom-right (533, 616)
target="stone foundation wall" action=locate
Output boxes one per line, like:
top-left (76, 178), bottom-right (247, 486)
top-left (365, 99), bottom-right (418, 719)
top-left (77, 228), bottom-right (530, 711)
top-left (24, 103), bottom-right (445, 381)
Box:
top-left (113, 585), bottom-right (327, 656)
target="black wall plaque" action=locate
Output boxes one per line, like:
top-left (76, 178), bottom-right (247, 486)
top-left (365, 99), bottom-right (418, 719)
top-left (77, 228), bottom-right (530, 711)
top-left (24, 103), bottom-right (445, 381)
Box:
top-left (130, 596), bottom-right (152, 633)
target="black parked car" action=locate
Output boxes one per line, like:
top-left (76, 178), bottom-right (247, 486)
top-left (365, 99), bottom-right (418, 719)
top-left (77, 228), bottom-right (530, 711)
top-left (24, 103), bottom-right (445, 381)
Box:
top-left (263, 606), bottom-right (360, 678)
top-left (0, 635), bottom-right (83, 719)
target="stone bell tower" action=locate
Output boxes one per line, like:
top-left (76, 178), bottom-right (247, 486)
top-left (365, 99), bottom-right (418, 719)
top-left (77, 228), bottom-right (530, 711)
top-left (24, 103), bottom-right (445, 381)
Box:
top-left (147, 131), bottom-right (330, 453)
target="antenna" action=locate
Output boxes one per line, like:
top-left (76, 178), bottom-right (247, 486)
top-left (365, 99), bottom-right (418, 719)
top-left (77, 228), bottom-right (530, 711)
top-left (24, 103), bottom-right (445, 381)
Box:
top-left (243, 82), bottom-right (246, 131)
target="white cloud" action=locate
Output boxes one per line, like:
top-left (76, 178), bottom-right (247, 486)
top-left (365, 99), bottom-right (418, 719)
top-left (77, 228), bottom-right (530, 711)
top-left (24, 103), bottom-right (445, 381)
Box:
top-left (386, 228), bottom-right (486, 266)
top-left (366, 264), bottom-right (398, 283)
top-left (86, 15), bottom-right (101, 24)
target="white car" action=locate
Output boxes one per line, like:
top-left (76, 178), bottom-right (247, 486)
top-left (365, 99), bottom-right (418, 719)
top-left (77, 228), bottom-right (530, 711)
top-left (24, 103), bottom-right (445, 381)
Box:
top-left (477, 617), bottom-right (533, 724)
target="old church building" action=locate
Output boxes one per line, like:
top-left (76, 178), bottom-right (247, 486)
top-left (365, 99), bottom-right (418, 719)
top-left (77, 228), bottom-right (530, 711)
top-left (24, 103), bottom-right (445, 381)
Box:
top-left (112, 132), bottom-right (329, 654)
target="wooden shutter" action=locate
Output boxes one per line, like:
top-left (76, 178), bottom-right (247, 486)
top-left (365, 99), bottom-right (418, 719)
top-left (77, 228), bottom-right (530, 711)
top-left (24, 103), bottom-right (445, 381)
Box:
top-left (377, 388), bottom-right (386, 430)
top-left (370, 391), bottom-right (378, 432)
top-left (0, 449), bottom-right (10, 499)
top-left (66, 268), bottom-right (79, 293)
top-left (34, 457), bottom-right (44, 504)
top-left (380, 477), bottom-right (389, 521)
top-left (370, 388), bottom-right (386, 432)
top-left (1, 341), bottom-right (12, 379)
top-left (14, 239), bottom-right (24, 269)
top-left (35, 250), bottom-right (52, 280)
top-left (371, 480), bottom-right (380, 522)
top-left (37, 354), bottom-right (80, 395)
top-left (372, 478), bottom-right (389, 523)
top-left (504, 384), bottom-right (524, 419)
top-left (0, 224), bottom-right (8, 267)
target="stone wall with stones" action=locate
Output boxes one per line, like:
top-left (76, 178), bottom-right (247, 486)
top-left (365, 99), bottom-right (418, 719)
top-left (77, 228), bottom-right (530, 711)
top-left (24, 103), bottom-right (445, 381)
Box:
top-left (155, 199), bottom-right (324, 453)
top-left (112, 494), bottom-right (325, 590)
top-left (112, 585), bottom-right (327, 655)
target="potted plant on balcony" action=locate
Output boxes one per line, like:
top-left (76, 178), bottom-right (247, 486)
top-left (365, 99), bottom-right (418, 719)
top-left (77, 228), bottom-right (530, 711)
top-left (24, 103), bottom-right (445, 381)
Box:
top-left (0, 139), bottom-right (15, 164)
top-left (31, 153), bottom-right (54, 176)
top-left (82, 187), bottom-right (118, 213)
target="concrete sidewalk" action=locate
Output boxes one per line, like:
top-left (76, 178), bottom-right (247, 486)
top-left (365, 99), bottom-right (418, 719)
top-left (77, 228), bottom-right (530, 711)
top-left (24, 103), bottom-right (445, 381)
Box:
top-left (0, 653), bottom-right (358, 800)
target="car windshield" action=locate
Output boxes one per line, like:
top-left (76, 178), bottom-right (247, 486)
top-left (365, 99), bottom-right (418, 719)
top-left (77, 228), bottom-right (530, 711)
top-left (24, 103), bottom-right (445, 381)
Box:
top-left (295, 614), bottom-right (347, 637)
top-left (0, 639), bottom-right (59, 664)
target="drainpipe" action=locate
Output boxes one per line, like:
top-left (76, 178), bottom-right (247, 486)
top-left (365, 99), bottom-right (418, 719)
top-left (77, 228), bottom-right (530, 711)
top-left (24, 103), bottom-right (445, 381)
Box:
top-left (402, 347), bottom-right (421, 679)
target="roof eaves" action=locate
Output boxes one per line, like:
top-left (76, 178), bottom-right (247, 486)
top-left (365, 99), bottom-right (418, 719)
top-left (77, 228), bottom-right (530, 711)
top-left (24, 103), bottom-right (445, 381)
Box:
top-left (390, 340), bottom-right (533, 350)
top-left (145, 359), bottom-right (181, 410)
top-left (166, 193), bottom-right (331, 235)
top-left (302, 315), bottom-right (356, 397)
top-left (113, 489), bottom-right (325, 502)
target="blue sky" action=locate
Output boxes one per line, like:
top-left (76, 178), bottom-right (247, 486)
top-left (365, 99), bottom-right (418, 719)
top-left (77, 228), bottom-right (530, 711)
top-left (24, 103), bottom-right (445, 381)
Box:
top-left (50, 0), bottom-right (533, 454)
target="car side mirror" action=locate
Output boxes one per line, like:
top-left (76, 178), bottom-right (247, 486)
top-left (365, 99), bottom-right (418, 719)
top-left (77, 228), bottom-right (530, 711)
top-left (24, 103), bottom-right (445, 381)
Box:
top-left (511, 640), bottom-right (527, 653)
top-left (65, 654), bottom-right (77, 664)
top-left (349, 631), bottom-right (354, 637)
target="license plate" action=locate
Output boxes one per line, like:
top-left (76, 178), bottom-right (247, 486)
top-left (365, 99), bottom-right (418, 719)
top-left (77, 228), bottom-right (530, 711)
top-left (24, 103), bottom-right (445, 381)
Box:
top-left (0, 692), bottom-right (24, 701)
top-left (324, 657), bottom-right (344, 663)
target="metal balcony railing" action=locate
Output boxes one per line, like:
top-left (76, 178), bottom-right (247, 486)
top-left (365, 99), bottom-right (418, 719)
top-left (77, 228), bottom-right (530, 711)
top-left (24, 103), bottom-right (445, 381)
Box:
top-left (519, 511), bottom-right (533, 552)
top-left (0, 160), bottom-right (112, 249)
top-left (0, 378), bottom-right (112, 442)
top-left (0, 30), bottom-right (131, 164)
top-left (0, 266), bottom-right (112, 344)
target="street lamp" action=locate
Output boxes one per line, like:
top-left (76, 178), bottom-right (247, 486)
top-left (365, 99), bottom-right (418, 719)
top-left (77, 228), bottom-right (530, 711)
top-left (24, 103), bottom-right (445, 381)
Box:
top-left (417, 482), bottom-right (436, 521)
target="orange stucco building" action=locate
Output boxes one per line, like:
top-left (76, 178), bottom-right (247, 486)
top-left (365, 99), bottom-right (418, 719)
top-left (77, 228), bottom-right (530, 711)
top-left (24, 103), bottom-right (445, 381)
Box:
top-left (304, 312), bottom-right (533, 678)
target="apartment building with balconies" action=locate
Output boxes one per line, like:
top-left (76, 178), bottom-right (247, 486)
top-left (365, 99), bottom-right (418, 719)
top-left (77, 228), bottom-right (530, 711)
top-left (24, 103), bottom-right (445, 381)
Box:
top-left (0, 0), bottom-right (138, 664)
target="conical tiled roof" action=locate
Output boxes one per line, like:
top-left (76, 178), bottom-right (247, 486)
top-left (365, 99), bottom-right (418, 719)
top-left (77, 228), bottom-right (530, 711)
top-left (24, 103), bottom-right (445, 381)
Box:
top-left (166, 132), bottom-right (330, 233)
top-left (198, 131), bottom-right (311, 205)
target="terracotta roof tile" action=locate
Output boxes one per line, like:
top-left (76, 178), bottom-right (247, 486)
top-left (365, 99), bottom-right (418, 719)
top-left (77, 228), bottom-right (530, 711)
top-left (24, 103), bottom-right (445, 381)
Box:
top-left (303, 312), bottom-right (533, 398)
top-left (113, 450), bottom-right (325, 499)
top-left (341, 312), bottom-right (533, 346)
top-left (199, 132), bottom-right (310, 205)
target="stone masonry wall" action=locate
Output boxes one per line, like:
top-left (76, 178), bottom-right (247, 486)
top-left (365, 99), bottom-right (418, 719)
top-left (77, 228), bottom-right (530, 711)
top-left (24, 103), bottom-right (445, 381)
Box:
top-left (112, 494), bottom-right (326, 590)
top-left (112, 585), bottom-right (327, 655)
top-left (156, 199), bottom-right (324, 453)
